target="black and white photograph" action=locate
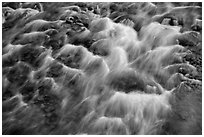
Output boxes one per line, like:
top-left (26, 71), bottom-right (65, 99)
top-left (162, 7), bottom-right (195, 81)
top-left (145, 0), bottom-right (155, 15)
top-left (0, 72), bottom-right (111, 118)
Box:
top-left (2, 2), bottom-right (202, 135)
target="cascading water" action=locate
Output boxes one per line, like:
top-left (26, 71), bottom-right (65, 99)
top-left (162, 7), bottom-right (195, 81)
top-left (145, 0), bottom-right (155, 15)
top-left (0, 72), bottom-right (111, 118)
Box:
top-left (2, 2), bottom-right (202, 135)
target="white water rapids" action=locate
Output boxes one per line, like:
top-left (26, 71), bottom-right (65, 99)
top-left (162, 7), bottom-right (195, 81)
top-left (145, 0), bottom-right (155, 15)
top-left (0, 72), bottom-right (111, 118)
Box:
top-left (2, 2), bottom-right (202, 135)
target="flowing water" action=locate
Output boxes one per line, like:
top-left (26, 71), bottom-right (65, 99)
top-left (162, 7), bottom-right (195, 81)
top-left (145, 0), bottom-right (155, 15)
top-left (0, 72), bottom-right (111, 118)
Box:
top-left (2, 2), bottom-right (202, 135)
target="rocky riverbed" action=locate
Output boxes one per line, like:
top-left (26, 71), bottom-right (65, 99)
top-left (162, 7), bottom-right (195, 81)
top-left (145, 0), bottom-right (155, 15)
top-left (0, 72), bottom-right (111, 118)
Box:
top-left (2, 2), bottom-right (202, 135)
